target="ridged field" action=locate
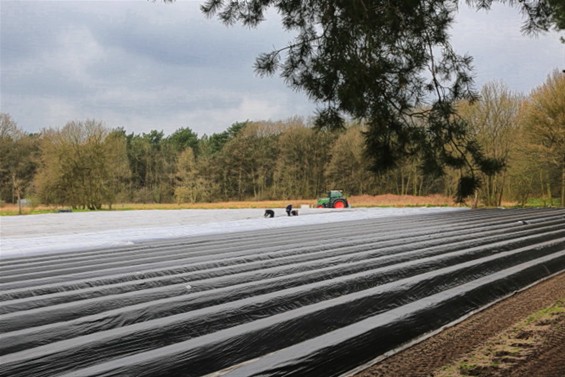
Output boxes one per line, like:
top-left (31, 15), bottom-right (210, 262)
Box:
top-left (1, 208), bottom-right (564, 376)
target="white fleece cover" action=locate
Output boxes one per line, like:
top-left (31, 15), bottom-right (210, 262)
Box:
top-left (0, 207), bottom-right (464, 259)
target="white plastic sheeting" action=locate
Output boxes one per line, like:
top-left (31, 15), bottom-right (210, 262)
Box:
top-left (1, 207), bottom-right (461, 258)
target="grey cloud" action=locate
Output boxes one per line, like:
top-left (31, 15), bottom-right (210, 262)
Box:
top-left (1, 0), bottom-right (306, 135)
top-left (0, 2), bottom-right (62, 63)
top-left (452, 3), bottom-right (564, 94)
top-left (1, 1), bottom-right (562, 136)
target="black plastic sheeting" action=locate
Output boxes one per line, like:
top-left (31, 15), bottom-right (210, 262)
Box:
top-left (0, 208), bottom-right (564, 377)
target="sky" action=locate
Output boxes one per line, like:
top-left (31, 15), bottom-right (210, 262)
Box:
top-left (1, 1), bottom-right (564, 137)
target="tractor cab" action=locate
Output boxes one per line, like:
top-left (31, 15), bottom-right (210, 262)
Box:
top-left (316, 190), bottom-right (349, 208)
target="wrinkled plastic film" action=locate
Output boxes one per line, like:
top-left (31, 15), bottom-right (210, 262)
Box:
top-left (0, 208), bottom-right (564, 377)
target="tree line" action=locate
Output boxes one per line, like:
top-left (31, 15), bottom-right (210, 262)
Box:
top-left (202, 0), bottom-right (565, 203)
top-left (1, 73), bottom-right (563, 210)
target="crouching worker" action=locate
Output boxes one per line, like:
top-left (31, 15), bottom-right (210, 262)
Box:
top-left (286, 205), bottom-right (299, 216)
top-left (286, 204), bottom-right (293, 216)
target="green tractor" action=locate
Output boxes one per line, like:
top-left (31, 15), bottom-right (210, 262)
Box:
top-left (315, 190), bottom-right (350, 208)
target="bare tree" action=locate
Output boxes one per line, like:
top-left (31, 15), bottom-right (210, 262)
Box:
top-left (520, 70), bottom-right (565, 207)
top-left (34, 120), bottom-right (130, 209)
top-left (458, 82), bottom-right (521, 206)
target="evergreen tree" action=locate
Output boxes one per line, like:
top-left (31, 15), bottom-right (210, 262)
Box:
top-left (202, 0), bottom-right (562, 201)
top-left (167, 127), bottom-right (199, 155)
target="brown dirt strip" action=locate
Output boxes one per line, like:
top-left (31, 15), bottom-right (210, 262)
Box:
top-left (506, 304), bottom-right (565, 377)
top-left (352, 271), bottom-right (565, 377)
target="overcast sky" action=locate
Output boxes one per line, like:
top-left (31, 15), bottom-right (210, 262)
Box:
top-left (1, 1), bottom-right (564, 137)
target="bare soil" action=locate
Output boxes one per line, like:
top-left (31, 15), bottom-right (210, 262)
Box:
top-left (353, 272), bottom-right (565, 377)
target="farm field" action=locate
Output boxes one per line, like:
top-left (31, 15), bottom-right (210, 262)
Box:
top-left (0, 207), bottom-right (563, 376)
top-left (353, 272), bottom-right (565, 377)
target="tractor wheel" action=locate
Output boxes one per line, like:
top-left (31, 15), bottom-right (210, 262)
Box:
top-left (316, 204), bottom-right (326, 208)
top-left (333, 199), bottom-right (347, 208)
